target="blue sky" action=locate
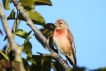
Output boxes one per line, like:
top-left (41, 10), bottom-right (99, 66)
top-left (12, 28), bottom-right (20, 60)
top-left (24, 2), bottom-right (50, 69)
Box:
top-left (0, 0), bottom-right (106, 70)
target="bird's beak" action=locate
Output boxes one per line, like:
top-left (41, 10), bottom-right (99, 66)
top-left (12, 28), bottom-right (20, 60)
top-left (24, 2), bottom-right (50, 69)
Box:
top-left (54, 23), bottom-right (58, 27)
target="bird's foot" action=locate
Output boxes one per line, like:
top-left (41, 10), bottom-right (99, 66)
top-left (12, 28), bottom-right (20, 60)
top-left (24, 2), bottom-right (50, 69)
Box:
top-left (62, 59), bottom-right (68, 64)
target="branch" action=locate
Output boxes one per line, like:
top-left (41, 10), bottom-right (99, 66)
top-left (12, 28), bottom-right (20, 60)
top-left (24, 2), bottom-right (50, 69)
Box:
top-left (37, 52), bottom-right (70, 68)
top-left (0, 3), bottom-right (24, 71)
top-left (12, 19), bottom-right (20, 33)
top-left (11, 0), bottom-right (71, 69)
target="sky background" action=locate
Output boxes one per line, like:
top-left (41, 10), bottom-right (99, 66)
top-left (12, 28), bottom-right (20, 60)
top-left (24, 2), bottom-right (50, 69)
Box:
top-left (0, 0), bottom-right (106, 70)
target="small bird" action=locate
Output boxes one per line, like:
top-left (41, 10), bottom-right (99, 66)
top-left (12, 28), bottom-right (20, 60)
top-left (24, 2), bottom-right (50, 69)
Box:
top-left (52, 19), bottom-right (77, 67)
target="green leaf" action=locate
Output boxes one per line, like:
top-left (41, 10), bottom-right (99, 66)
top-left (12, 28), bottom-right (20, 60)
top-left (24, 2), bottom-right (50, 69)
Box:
top-left (17, 10), bottom-right (45, 25)
top-left (23, 58), bottom-right (30, 71)
top-left (52, 61), bottom-right (65, 71)
top-left (28, 59), bottom-right (36, 65)
top-left (51, 63), bottom-right (57, 71)
top-left (24, 57), bottom-right (36, 65)
top-left (27, 30), bottom-right (32, 35)
top-left (34, 0), bottom-right (52, 6)
top-left (29, 55), bottom-right (42, 71)
top-left (96, 67), bottom-right (106, 71)
top-left (41, 59), bottom-right (51, 71)
top-left (23, 41), bottom-right (32, 58)
top-left (0, 50), bottom-right (9, 61)
top-left (19, 0), bottom-right (34, 6)
top-left (15, 29), bottom-right (30, 39)
top-left (7, 9), bottom-right (15, 20)
top-left (2, 0), bottom-right (10, 10)
top-left (27, 55), bottom-right (41, 61)
top-left (66, 68), bottom-right (72, 71)
top-left (28, 55), bottom-right (51, 71)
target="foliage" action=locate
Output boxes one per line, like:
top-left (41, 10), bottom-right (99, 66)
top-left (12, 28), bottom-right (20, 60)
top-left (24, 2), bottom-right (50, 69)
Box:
top-left (0, 0), bottom-right (105, 71)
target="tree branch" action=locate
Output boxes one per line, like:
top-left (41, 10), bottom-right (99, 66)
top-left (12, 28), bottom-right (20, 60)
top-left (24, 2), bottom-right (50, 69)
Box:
top-left (0, 3), bottom-right (24, 71)
top-left (11, 0), bottom-right (71, 69)
top-left (37, 52), bottom-right (71, 69)
top-left (12, 19), bottom-right (20, 33)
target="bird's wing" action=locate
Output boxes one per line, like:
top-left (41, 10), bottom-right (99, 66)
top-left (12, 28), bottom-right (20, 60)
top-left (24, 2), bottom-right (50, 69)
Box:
top-left (66, 29), bottom-right (77, 67)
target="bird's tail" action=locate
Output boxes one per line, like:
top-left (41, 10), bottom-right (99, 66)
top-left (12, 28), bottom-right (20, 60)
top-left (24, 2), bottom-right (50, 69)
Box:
top-left (65, 55), bottom-right (77, 67)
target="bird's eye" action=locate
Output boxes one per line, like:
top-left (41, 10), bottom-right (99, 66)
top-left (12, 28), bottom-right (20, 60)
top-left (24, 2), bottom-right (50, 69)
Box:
top-left (59, 22), bottom-right (62, 24)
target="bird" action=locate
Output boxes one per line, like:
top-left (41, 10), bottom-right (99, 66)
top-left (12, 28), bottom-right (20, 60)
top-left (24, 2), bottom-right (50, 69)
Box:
top-left (52, 19), bottom-right (77, 67)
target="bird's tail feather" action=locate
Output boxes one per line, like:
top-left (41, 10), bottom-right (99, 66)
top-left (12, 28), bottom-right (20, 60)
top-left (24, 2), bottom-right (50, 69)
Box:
top-left (65, 55), bottom-right (76, 67)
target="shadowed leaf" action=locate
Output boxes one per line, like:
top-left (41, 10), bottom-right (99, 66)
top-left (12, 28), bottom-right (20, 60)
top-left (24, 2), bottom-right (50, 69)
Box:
top-left (23, 41), bottom-right (32, 58)
top-left (17, 10), bottom-right (45, 25)
top-left (72, 67), bottom-right (86, 71)
top-left (19, 0), bottom-right (34, 6)
top-left (2, 0), bottom-right (10, 10)
top-left (23, 57), bottom-right (36, 65)
top-left (0, 50), bottom-right (9, 60)
top-left (41, 59), bottom-right (51, 71)
top-left (99, 67), bottom-right (106, 71)
top-left (34, 0), bottom-right (52, 6)
top-left (15, 29), bottom-right (30, 39)
top-left (28, 60), bottom-right (36, 65)
top-left (53, 61), bottom-right (65, 71)
top-left (28, 55), bottom-right (51, 71)
top-left (28, 30), bottom-right (32, 35)
top-left (7, 9), bottom-right (15, 20)
top-left (23, 58), bottom-right (30, 71)
top-left (92, 67), bottom-right (106, 71)
top-left (29, 55), bottom-right (41, 71)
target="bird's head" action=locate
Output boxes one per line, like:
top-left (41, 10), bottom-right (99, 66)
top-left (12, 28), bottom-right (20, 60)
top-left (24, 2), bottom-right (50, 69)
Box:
top-left (55, 19), bottom-right (69, 29)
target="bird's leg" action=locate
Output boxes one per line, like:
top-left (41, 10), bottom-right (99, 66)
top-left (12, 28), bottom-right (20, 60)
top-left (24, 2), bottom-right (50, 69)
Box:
top-left (62, 56), bottom-right (68, 64)
top-left (64, 54), bottom-right (70, 63)
top-left (62, 59), bottom-right (68, 64)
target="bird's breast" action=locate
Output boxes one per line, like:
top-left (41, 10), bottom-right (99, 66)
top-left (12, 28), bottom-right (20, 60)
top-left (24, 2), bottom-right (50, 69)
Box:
top-left (53, 29), bottom-right (71, 55)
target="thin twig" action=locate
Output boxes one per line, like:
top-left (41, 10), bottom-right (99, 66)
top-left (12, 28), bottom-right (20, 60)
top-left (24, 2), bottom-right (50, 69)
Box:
top-left (0, 3), bottom-right (24, 71)
top-left (12, 19), bottom-right (20, 33)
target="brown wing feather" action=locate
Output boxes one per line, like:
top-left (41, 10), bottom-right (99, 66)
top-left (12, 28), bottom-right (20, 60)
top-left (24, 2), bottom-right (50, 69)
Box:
top-left (67, 29), bottom-right (77, 66)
